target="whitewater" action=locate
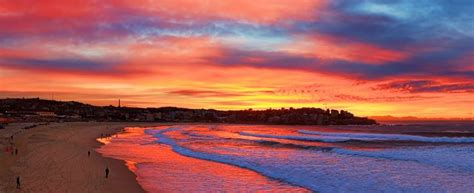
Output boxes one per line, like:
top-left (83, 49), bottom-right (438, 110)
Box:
top-left (97, 123), bottom-right (474, 193)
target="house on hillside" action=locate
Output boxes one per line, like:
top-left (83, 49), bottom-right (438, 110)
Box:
top-left (36, 111), bottom-right (56, 117)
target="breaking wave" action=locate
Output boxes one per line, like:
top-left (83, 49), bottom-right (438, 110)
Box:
top-left (239, 131), bottom-right (350, 142)
top-left (147, 127), bottom-right (316, 190)
top-left (132, 125), bottom-right (474, 193)
top-left (298, 130), bottom-right (474, 143)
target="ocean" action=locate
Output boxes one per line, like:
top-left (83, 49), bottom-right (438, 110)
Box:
top-left (97, 122), bottom-right (474, 193)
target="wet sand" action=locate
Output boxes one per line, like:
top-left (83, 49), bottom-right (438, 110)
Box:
top-left (0, 122), bottom-right (158, 193)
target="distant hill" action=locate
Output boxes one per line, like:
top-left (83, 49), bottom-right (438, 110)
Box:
top-left (0, 98), bottom-right (377, 125)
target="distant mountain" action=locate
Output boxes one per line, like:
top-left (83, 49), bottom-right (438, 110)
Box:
top-left (0, 98), bottom-right (377, 125)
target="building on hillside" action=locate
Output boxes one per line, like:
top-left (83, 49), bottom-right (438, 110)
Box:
top-left (36, 111), bottom-right (56, 117)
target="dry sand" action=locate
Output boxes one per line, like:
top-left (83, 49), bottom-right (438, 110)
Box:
top-left (0, 122), bottom-right (158, 193)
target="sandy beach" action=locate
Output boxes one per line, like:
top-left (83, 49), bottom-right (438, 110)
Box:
top-left (0, 122), bottom-right (158, 193)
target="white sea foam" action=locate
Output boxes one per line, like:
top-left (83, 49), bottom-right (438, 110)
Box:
top-left (239, 131), bottom-right (474, 171)
top-left (332, 146), bottom-right (474, 172)
top-left (239, 131), bottom-right (351, 142)
top-left (299, 130), bottom-right (474, 143)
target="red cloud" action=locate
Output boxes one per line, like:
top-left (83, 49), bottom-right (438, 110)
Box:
top-left (1, 0), bottom-right (325, 27)
top-left (287, 34), bottom-right (409, 65)
top-left (118, 0), bottom-right (325, 23)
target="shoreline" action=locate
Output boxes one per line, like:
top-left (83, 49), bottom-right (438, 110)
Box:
top-left (97, 126), bottom-right (310, 192)
top-left (0, 122), bottom-right (159, 193)
top-left (91, 124), bottom-right (148, 193)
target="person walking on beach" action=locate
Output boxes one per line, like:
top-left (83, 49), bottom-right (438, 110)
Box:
top-left (105, 167), bottom-right (110, 178)
top-left (16, 177), bottom-right (20, 189)
top-left (88, 151), bottom-right (90, 157)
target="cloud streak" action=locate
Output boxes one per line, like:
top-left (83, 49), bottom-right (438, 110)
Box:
top-left (376, 80), bottom-right (474, 93)
top-left (0, 0), bottom-right (473, 118)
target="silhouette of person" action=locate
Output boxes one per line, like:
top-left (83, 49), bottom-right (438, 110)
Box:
top-left (88, 151), bottom-right (91, 157)
top-left (15, 148), bottom-right (18, 155)
top-left (105, 167), bottom-right (110, 178)
top-left (16, 177), bottom-right (20, 189)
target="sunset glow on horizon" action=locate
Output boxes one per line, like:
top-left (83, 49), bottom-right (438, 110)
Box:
top-left (0, 0), bottom-right (473, 119)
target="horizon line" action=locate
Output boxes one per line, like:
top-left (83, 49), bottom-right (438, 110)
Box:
top-left (1, 97), bottom-right (472, 121)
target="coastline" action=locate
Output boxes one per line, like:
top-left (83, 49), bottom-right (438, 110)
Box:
top-left (0, 122), bottom-right (158, 193)
top-left (2, 121), bottom-right (472, 192)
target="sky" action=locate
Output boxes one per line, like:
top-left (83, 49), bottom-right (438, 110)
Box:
top-left (0, 0), bottom-right (473, 119)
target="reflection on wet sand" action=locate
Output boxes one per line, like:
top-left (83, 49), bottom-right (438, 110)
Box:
top-left (97, 128), bottom-right (309, 192)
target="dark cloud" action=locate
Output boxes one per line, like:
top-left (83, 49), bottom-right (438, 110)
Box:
top-left (207, 45), bottom-right (474, 80)
top-left (0, 57), bottom-right (111, 71)
top-left (333, 94), bottom-right (435, 102)
top-left (0, 56), bottom-right (151, 77)
top-left (210, 49), bottom-right (320, 69)
top-left (325, 39), bottom-right (474, 79)
top-left (376, 80), bottom-right (474, 93)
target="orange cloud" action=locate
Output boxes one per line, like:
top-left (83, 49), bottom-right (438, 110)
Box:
top-left (1, 0), bottom-right (473, 120)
